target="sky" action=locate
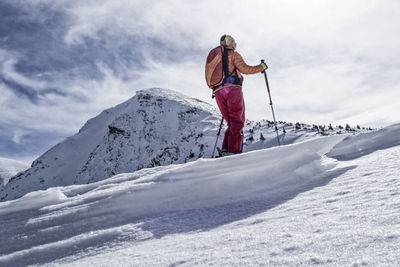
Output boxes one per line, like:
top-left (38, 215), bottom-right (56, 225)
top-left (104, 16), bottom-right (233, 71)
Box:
top-left (1, 0), bottom-right (400, 162)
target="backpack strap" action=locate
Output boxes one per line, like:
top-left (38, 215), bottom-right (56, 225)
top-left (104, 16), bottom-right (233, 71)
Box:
top-left (222, 48), bottom-right (242, 86)
top-left (223, 48), bottom-right (240, 77)
top-left (222, 47), bottom-right (229, 78)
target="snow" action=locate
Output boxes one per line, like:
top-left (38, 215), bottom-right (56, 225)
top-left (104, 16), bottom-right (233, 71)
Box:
top-left (70, 146), bottom-right (398, 266)
top-left (0, 188), bottom-right (67, 215)
top-left (0, 123), bottom-right (399, 266)
top-left (327, 123), bottom-right (400, 160)
top-left (0, 157), bottom-right (28, 187)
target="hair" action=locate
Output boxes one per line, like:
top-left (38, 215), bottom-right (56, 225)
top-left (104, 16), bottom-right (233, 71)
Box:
top-left (220, 34), bottom-right (227, 43)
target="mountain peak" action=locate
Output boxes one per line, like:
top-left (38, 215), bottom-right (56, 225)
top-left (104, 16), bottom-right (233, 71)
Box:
top-left (135, 88), bottom-right (217, 113)
top-left (1, 88), bottom-right (221, 201)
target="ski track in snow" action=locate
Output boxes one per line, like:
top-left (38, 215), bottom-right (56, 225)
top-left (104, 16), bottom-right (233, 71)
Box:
top-left (0, 125), bottom-right (399, 266)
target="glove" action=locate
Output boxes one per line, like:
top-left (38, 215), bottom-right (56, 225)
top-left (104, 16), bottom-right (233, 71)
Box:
top-left (261, 62), bottom-right (268, 71)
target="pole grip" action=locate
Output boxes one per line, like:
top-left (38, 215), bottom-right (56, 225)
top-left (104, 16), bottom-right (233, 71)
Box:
top-left (261, 59), bottom-right (268, 72)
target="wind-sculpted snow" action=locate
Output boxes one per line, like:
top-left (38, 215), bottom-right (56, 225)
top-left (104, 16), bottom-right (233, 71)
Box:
top-left (327, 123), bottom-right (400, 160)
top-left (0, 136), bottom-right (345, 266)
top-left (0, 188), bottom-right (67, 214)
top-left (0, 130), bottom-right (399, 266)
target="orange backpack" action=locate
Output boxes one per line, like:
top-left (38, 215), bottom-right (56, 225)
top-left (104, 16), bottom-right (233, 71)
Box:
top-left (205, 46), bottom-right (225, 90)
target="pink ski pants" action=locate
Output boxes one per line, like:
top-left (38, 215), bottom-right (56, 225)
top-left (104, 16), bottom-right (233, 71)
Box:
top-left (214, 85), bottom-right (245, 153)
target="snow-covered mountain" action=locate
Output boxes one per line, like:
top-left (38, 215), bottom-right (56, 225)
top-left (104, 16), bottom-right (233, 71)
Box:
top-left (0, 158), bottom-right (28, 188)
top-left (0, 88), bottom-right (222, 201)
top-left (0, 123), bottom-right (399, 266)
top-left (0, 88), bottom-right (369, 202)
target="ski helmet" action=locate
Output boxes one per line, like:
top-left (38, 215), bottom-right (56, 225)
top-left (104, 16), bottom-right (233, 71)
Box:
top-left (220, 34), bottom-right (236, 49)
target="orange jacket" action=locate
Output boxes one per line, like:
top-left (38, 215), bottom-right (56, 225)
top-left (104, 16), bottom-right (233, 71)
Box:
top-left (213, 47), bottom-right (264, 93)
top-left (225, 47), bottom-right (264, 76)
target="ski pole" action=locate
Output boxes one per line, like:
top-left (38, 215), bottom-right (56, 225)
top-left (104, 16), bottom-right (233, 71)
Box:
top-left (261, 59), bottom-right (280, 146)
top-left (211, 117), bottom-right (224, 158)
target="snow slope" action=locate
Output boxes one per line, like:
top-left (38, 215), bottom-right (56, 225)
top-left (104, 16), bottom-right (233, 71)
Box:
top-left (0, 124), bottom-right (399, 266)
top-left (327, 123), bottom-right (400, 160)
top-left (1, 88), bottom-right (366, 202)
top-left (0, 158), bottom-right (28, 188)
